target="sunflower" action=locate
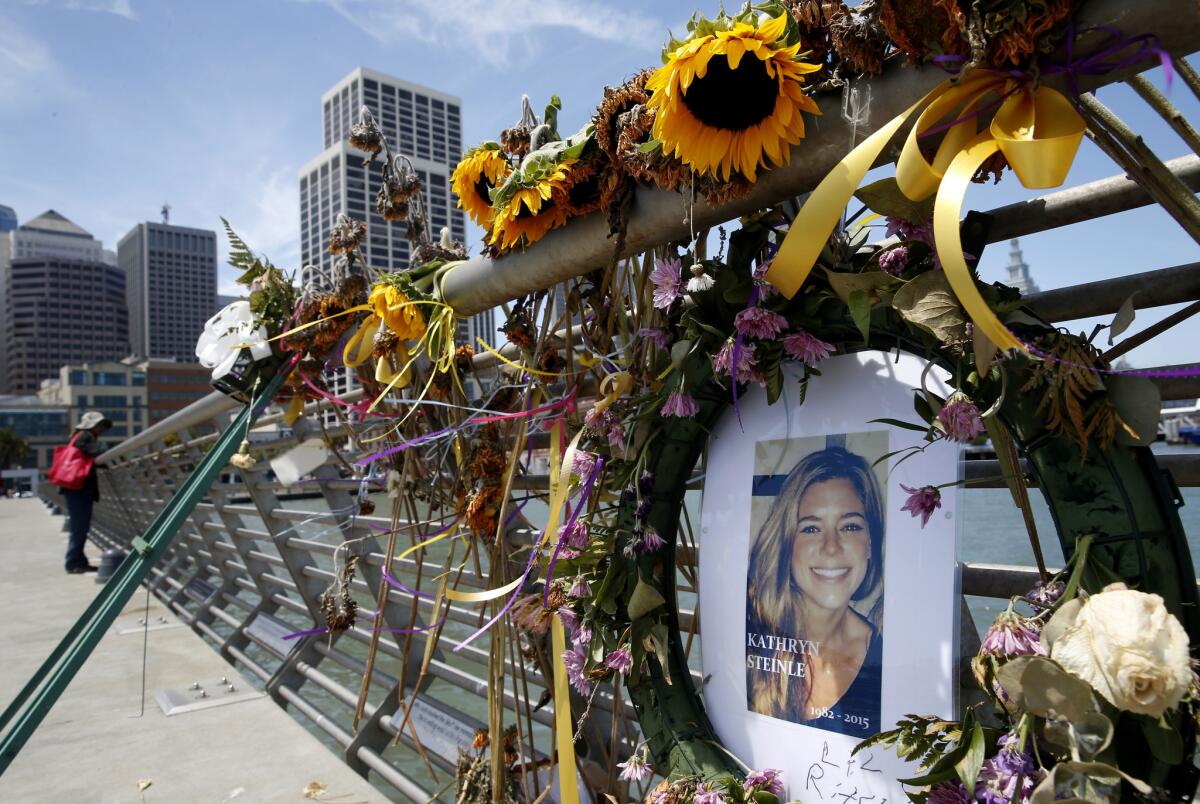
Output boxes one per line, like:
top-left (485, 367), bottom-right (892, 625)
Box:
top-left (488, 159), bottom-right (575, 252)
top-left (450, 145), bottom-right (511, 228)
top-left (645, 12), bottom-right (822, 181)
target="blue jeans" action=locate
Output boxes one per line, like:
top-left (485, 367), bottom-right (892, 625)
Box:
top-left (63, 490), bottom-right (93, 570)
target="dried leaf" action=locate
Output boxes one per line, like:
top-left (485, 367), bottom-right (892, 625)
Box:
top-left (973, 325), bottom-right (999, 378)
top-left (627, 578), bottom-right (666, 621)
top-left (303, 781), bottom-right (329, 799)
top-left (892, 271), bottom-right (969, 343)
top-left (1105, 375), bottom-right (1160, 447)
top-left (1107, 293), bottom-right (1137, 345)
top-left (137, 779), bottom-right (153, 793)
top-left (822, 268), bottom-right (897, 306)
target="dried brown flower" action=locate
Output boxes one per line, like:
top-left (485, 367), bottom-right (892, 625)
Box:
top-left (594, 70), bottom-right (652, 165)
top-left (500, 123), bottom-right (532, 159)
top-left (981, 0), bottom-right (1072, 66)
top-left (879, 0), bottom-right (967, 62)
top-left (348, 109), bottom-right (384, 155)
top-left (829, 1), bottom-right (890, 76)
top-left (465, 484), bottom-right (504, 538)
top-left (328, 214), bottom-right (367, 255)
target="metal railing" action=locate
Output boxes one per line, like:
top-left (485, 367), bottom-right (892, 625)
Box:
top-left (35, 10), bottom-right (1200, 796)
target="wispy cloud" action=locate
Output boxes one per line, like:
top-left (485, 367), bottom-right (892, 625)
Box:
top-left (0, 21), bottom-right (58, 103)
top-left (302, 0), bottom-right (661, 66)
top-left (21, 0), bottom-right (138, 20)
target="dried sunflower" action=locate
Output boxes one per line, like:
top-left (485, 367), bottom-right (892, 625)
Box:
top-left (878, 0), bottom-right (967, 62)
top-left (594, 70), bottom-right (653, 165)
top-left (646, 11), bottom-right (822, 181)
top-left (450, 144), bottom-right (511, 228)
top-left (488, 159), bottom-right (574, 252)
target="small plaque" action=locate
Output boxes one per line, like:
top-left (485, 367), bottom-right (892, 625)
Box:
top-left (394, 696), bottom-right (479, 763)
top-left (245, 612), bottom-right (296, 657)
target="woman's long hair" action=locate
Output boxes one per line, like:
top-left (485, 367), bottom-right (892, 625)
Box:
top-left (745, 446), bottom-right (885, 721)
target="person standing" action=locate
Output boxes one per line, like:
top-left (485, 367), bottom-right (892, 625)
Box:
top-left (60, 411), bottom-right (112, 574)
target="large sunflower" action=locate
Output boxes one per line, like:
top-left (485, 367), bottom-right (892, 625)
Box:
top-left (488, 159), bottom-right (576, 252)
top-left (451, 145), bottom-right (511, 228)
top-left (645, 12), bottom-right (822, 181)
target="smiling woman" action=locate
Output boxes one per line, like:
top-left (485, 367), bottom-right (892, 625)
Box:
top-left (745, 436), bottom-right (886, 736)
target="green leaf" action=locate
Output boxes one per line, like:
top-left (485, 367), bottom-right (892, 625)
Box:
top-left (627, 577), bottom-right (666, 621)
top-left (1105, 374), bottom-right (1160, 446)
top-left (1140, 713), bottom-right (1183, 764)
top-left (848, 289), bottom-right (872, 343)
top-left (954, 724), bottom-right (985, 791)
top-left (822, 268), bottom-right (896, 306)
top-left (670, 339), bottom-right (693, 369)
top-left (853, 177), bottom-right (935, 224)
top-left (914, 391), bottom-right (934, 424)
top-left (892, 271), bottom-right (969, 343)
top-left (764, 358), bottom-right (784, 405)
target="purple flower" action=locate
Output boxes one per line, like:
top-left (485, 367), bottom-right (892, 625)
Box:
top-left (975, 737), bottom-right (1043, 804)
top-left (650, 257), bottom-right (682, 309)
top-left (878, 244), bottom-right (909, 277)
top-left (1025, 579), bottom-right (1065, 614)
top-left (661, 390), bottom-right (699, 418)
top-left (583, 406), bottom-right (626, 450)
top-left (617, 750), bottom-right (653, 783)
top-left (734, 306), bottom-right (789, 340)
top-left (571, 450), bottom-right (596, 480)
top-left (885, 215), bottom-right (934, 244)
top-left (605, 646), bottom-right (633, 675)
top-left (981, 611), bottom-right (1046, 659)
top-left (561, 519), bottom-right (590, 550)
top-left (563, 641), bottom-right (591, 695)
top-left (782, 329), bottom-right (834, 365)
top-left (638, 327), bottom-right (671, 350)
top-left (692, 782), bottom-right (728, 804)
top-left (568, 576), bottom-right (591, 598)
top-left (926, 781), bottom-right (971, 804)
top-left (557, 606), bottom-right (578, 635)
top-left (576, 626), bottom-right (592, 646)
top-left (937, 396), bottom-right (985, 442)
top-left (712, 341), bottom-right (763, 386)
top-left (743, 768), bottom-right (784, 796)
top-left (637, 528), bottom-right (665, 554)
top-left (900, 484), bottom-right (942, 527)
top-left (753, 260), bottom-right (778, 298)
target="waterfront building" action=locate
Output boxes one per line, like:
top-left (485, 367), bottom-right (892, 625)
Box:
top-left (118, 222), bottom-right (217, 362)
top-left (143, 358), bottom-right (214, 424)
top-left (0, 395), bottom-right (70, 471)
top-left (38, 359), bottom-right (148, 448)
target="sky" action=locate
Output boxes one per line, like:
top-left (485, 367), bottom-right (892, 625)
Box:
top-left (1, 0), bottom-right (1196, 370)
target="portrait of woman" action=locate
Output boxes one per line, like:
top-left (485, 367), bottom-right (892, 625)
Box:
top-left (745, 441), bottom-right (885, 737)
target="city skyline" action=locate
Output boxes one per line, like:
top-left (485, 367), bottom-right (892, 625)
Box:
top-left (1, 2), bottom-right (1197, 369)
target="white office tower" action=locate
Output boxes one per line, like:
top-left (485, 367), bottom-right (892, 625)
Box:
top-left (298, 67), bottom-right (496, 405)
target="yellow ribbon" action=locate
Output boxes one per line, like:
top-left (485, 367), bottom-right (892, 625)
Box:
top-left (766, 70), bottom-right (1085, 353)
top-left (593, 371), bottom-right (633, 413)
top-left (551, 616), bottom-right (580, 804)
top-left (475, 337), bottom-right (565, 378)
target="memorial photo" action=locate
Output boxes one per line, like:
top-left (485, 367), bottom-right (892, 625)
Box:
top-left (745, 431), bottom-right (888, 738)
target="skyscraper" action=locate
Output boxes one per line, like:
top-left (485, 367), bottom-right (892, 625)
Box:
top-left (118, 222), bottom-right (217, 362)
top-left (1, 210), bottom-right (129, 394)
top-left (1005, 238), bottom-right (1039, 295)
top-left (299, 67), bottom-right (494, 398)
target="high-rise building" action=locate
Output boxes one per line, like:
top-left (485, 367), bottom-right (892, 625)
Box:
top-left (1005, 238), bottom-right (1039, 295)
top-left (2, 211), bottom-right (130, 394)
top-left (299, 67), bottom-right (467, 281)
top-left (299, 67), bottom-right (496, 399)
top-left (118, 222), bottom-right (217, 362)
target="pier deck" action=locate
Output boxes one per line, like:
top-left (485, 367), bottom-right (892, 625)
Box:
top-left (0, 498), bottom-right (386, 803)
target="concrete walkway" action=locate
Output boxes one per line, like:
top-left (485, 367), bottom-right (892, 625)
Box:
top-left (0, 498), bottom-right (388, 803)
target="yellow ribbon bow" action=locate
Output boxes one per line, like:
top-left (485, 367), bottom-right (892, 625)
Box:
top-left (766, 70), bottom-right (1085, 353)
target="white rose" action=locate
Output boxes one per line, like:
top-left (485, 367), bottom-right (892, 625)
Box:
top-left (1043, 583), bottom-right (1192, 718)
